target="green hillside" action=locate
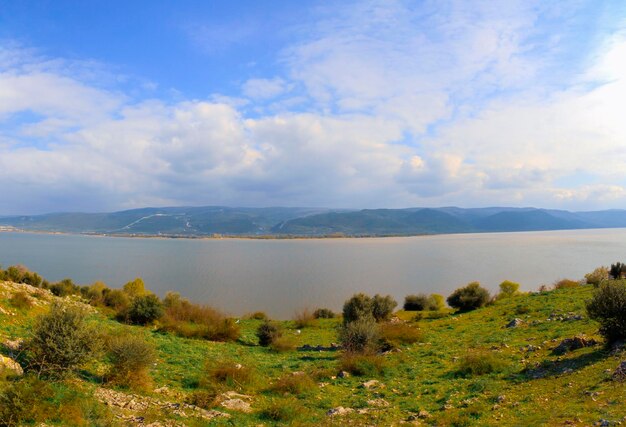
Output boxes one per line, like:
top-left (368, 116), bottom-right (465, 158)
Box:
top-left (1, 275), bottom-right (625, 426)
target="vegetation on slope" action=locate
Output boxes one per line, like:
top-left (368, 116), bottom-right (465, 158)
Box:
top-left (1, 264), bottom-right (626, 426)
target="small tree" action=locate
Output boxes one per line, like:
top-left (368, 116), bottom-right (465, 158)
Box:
top-left (428, 294), bottom-right (446, 311)
top-left (609, 262), bottom-right (626, 279)
top-left (27, 302), bottom-right (100, 376)
top-left (123, 277), bottom-right (149, 298)
top-left (447, 282), bottom-right (490, 312)
top-left (586, 280), bottom-right (626, 344)
top-left (497, 280), bottom-right (520, 299)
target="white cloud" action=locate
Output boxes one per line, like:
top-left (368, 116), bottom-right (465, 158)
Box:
top-left (2, 2), bottom-right (626, 214)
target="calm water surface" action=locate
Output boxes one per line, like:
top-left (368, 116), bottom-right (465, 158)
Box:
top-left (1, 229), bottom-right (624, 318)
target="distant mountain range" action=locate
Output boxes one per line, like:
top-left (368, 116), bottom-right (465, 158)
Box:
top-left (2, 206), bottom-right (626, 237)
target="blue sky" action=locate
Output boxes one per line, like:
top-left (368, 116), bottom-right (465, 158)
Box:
top-left (1, 0), bottom-right (626, 214)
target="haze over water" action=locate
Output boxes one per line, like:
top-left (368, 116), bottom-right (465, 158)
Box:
top-left (1, 228), bottom-right (624, 318)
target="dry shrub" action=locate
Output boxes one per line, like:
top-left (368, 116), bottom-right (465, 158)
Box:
top-left (160, 293), bottom-right (240, 341)
top-left (259, 397), bottom-right (302, 422)
top-left (203, 360), bottom-right (256, 390)
top-left (10, 291), bottom-right (33, 310)
top-left (553, 278), bottom-right (579, 289)
top-left (293, 308), bottom-right (315, 328)
top-left (246, 311), bottom-right (268, 320)
top-left (338, 353), bottom-right (387, 376)
top-left (270, 372), bottom-right (316, 396)
top-left (105, 334), bottom-right (156, 390)
top-left (339, 319), bottom-right (381, 354)
top-left (270, 336), bottom-right (297, 353)
top-left (380, 322), bottom-right (423, 348)
top-left (256, 321), bottom-right (282, 346)
top-left (455, 350), bottom-right (507, 377)
top-left (188, 389), bottom-right (218, 409)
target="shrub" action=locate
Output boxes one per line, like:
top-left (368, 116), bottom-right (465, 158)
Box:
top-left (403, 294), bottom-right (431, 311)
top-left (204, 360), bottom-right (256, 390)
top-left (585, 266), bottom-right (609, 287)
top-left (123, 294), bottom-right (163, 325)
top-left (259, 398), bottom-right (301, 422)
top-left (0, 376), bottom-right (54, 426)
top-left (339, 318), bottom-right (381, 354)
top-left (293, 308), bottom-right (315, 328)
top-left (455, 350), bottom-right (506, 377)
top-left (270, 372), bottom-right (316, 396)
top-left (106, 334), bottom-right (156, 389)
top-left (610, 262), bottom-right (626, 279)
top-left (84, 281), bottom-right (108, 306)
top-left (188, 389), bottom-right (218, 409)
top-left (338, 353), bottom-right (387, 376)
top-left (122, 277), bottom-right (149, 298)
top-left (313, 308), bottom-right (336, 319)
top-left (160, 294), bottom-right (240, 341)
top-left (372, 294), bottom-right (397, 322)
top-left (27, 302), bottom-right (100, 377)
top-left (553, 278), bottom-right (579, 289)
top-left (342, 293), bottom-right (373, 324)
top-left (497, 280), bottom-right (520, 299)
top-left (270, 336), bottom-right (297, 353)
top-left (586, 280), bottom-right (626, 344)
top-left (103, 289), bottom-right (130, 312)
top-left (256, 321), bottom-right (282, 346)
top-left (49, 278), bottom-right (80, 297)
top-left (428, 294), bottom-right (446, 311)
top-left (380, 322), bottom-right (423, 349)
top-left (246, 311), bottom-right (268, 320)
top-left (10, 291), bottom-right (33, 310)
top-left (447, 282), bottom-right (490, 312)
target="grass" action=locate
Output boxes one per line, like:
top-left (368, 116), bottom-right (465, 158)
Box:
top-left (1, 279), bottom-right (625, 426)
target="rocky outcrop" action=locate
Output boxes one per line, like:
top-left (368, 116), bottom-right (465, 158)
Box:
top-left (552, 336), bottom-right (598, 355)
top-left (0, 354), bottom-right (23, 376)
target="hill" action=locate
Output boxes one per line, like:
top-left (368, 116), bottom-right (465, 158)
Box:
top-left (1, 273), bottom-right (625, 425)
top-left (2, 206), bottom-right (626, 237)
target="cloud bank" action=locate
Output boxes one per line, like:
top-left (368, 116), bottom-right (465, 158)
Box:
top-left (1, 0), bottom-right (626, 214)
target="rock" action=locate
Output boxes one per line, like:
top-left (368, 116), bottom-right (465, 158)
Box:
top-left (496, 395), bottom-right (506, 403)
top-left (506, 318), bottom-right (524, 328)
top-left (3, 338), bottom-right (23, 352)
top-left (0, 354), bottom-right (23, 376)
top-left (612, 361), bottom-right (626, 381)
top-left (418, 410), bottom-right (431, 419)
top-left (360, 379), bottom-right (384, 389)
top-left (326, 406), bottom-right (354, 416)
top-left (553, 336), bottom-right (598, 355)
top-left (366, 398), bottom-right (390, 407)
top-left (220, 398), bottom-right (252, 413)
top-left (337, 370), bottom-right (350, 378)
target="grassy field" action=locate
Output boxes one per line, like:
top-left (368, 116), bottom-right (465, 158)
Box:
top-left (1, 280), bottom-right (625, 426)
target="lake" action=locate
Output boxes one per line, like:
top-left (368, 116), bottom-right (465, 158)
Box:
top-left (0, 229), bottom-right (624, 318)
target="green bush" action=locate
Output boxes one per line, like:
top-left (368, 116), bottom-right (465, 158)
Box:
top-left (372, 294), bottom-right (397, 322)
top-left (106, 334), bottom-right (156, 389)
top-left (428, 294), bottom-right (446, 311)
top-left (0, 376), bottom-right (54, 426)
top-left (403, 294), bottom-right (431, 311)
top-left (342, 293), bottom-right (373, 324)
top-left (313, 308), bottom-right (336, 319)
top-left (609, 262), bottom-right (626, 279)
top-left (447, 282), bottom-right (490, 312)
top-left (585, 266), bottom-right (609, 287)
top-left (342, 293), bottom-right (397, 324)
top-left (339, 318), bottom-right (381, 354)
top-left (256, 321), bottom-right (282, 346)
top-left (27, 302), bottom-right (100, 377)
top-left (123, 294), bottom-right (163, 325)
top-left (49, 278), bottom-right (80, 297)
top-left (103, 289), bottom-right (131, 312)
top-left (455, 350), bottom-right (506, 377)
top-left (586, 280), bottom-right (626, 344)
top-left (497, 280), bottom-right (520, 299)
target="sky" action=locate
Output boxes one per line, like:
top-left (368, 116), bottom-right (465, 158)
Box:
top-left (1, 0), bottom-right (626, 215)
